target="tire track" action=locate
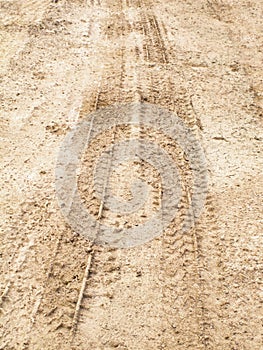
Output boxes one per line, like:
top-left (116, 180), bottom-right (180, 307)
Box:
top-left (71, 1), bottom-right (211, 349)
top-left (2, 0), bottom-right (262, 349)
top-left (0, 2), bottom-right (104, 349)
top-left (27, 1), bottom-right (109, 346)
top-left (137, 0), bottom-right (168, 64)
top-left (69, 2), bottom-right (146, 345)
top-left (193, 194), bottom-right (226, 350)
top-left (0, 0), bottom-right (211, 348)
top-left (136, 1), bottom-right (213, 348)
top-left (69, 0), bottom-right (130, 344)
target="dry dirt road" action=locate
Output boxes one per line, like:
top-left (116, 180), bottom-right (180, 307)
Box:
top-left (0, 0), bottom-right (262, 349)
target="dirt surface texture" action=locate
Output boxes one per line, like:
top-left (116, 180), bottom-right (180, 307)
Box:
top-left (1, 0), bottom-right (262, 349)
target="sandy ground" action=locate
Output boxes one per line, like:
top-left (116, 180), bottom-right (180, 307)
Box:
top-left (0, 0), bottom-right (262, 349)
